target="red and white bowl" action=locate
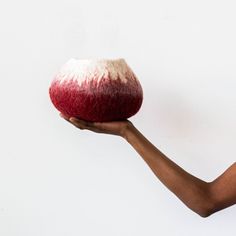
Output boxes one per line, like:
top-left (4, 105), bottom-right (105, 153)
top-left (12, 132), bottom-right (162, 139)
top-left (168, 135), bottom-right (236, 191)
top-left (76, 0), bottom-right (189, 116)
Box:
top-left (49, 58), bottom-right (143, 122)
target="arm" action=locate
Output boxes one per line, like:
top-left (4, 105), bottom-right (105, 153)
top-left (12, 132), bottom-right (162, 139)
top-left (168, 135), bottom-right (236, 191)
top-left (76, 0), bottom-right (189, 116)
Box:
top-left (60, 114), bottom-right (236, 217)
top-left (124, 124), bottom-right (236, 217)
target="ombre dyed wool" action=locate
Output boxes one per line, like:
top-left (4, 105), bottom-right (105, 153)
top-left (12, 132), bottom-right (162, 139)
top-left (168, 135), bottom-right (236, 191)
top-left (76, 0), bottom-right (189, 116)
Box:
top-left (49, 58), bottom-right (143, 122)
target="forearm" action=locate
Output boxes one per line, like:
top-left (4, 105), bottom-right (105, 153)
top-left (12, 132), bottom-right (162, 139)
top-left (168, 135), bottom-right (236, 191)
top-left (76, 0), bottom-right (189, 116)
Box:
top-left (123, 124), bottom-right (214, 217)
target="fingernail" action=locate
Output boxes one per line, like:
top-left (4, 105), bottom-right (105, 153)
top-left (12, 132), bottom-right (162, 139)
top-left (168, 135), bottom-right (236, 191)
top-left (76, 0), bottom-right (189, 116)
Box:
top-left (60, 113), bottom-right (66, 118)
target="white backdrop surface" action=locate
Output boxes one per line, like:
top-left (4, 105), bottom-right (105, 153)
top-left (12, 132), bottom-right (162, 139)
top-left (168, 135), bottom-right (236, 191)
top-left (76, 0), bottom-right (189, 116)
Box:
top-left (0, 0), bottom-right (235, 235)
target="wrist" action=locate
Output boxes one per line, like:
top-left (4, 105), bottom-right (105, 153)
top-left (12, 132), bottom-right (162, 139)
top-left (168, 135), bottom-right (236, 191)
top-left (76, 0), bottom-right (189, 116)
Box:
top-left (121, 122), bottom-right (137, 141)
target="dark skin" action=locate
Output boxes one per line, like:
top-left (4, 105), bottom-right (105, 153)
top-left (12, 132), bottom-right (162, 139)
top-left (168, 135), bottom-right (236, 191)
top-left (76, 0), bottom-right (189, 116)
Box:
top-left (60, 113), bottom-right (236, 218)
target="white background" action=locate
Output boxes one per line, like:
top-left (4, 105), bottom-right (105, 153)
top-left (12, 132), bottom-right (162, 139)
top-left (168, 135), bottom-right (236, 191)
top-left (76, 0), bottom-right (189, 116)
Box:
top-left (0, 0), bottom-right (235, 235)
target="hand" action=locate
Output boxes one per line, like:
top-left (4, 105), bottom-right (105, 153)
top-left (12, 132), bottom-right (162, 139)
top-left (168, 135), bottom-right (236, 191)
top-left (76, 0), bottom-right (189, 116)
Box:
top-left (59, 113), bottom-right (134, 138)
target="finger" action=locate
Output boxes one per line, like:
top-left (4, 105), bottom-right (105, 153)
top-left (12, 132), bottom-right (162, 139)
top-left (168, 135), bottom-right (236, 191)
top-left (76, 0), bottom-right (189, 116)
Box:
top-left (59, 114), bottom-right (86, 130)
top-left (69, 118), bottom-right (105, 133)
top-left (60, 113), bottom-right (70, 121)
top-left (69, 117), bottom-right (95, 128)
top-left (68, 117), bottom-right (91, 130)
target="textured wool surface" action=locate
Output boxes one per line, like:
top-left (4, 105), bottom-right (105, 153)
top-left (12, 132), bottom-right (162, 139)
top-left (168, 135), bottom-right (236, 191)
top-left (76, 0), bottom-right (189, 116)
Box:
top-left (49, 58), bottom-right (143, 122)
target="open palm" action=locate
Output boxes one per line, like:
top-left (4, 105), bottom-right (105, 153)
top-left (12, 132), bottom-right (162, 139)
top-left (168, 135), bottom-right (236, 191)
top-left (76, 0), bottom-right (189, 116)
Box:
top-left (60, 113), bottom-right (133, 137)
